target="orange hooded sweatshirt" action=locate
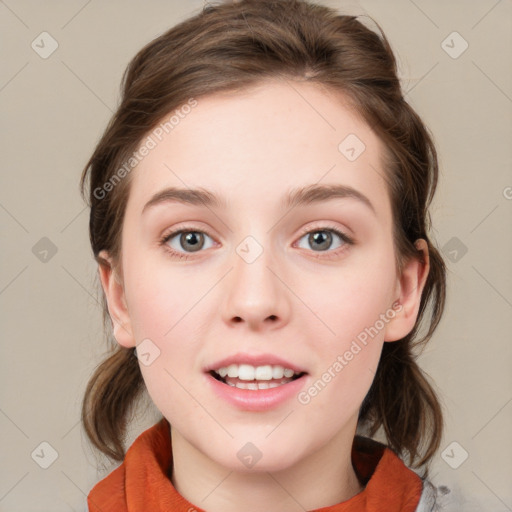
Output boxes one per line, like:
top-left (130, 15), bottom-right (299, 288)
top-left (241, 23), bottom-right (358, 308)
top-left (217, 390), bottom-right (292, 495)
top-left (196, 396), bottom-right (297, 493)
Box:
top-left (87, 418), bottom-right (438, 511)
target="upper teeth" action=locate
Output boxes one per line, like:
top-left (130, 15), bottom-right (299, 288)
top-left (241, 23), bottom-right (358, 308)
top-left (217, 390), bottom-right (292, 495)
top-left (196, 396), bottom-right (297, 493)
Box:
top-left (215, 364), bottom-right (298, 381)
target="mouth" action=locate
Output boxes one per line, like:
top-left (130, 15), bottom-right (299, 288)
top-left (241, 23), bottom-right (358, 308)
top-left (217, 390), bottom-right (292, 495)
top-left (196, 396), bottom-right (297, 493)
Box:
top-left (209, 364), bottom-right (306, 390)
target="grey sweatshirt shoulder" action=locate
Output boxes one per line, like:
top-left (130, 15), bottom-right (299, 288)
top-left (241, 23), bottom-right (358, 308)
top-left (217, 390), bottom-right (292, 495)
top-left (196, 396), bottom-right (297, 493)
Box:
top-left (415, 480), bottom-right (456, 511)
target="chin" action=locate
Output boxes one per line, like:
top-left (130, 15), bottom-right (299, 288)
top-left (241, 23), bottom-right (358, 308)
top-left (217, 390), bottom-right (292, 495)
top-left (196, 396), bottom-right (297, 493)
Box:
top-left (203, 437), bottom-right (308, 474)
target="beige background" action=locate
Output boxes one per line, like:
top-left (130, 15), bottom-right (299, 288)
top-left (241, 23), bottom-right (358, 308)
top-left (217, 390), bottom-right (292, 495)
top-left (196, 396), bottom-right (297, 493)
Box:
top-left (1, 0), bottom-right (511, 510)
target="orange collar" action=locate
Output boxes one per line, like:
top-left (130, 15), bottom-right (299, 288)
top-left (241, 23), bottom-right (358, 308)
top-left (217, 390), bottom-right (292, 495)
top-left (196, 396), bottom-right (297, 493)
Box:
top-left (88, 418), bottom-right (423, 512)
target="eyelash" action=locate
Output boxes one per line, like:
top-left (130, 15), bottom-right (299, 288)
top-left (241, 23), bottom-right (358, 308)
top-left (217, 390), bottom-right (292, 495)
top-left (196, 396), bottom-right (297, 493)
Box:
top-left (158, 224), bottom-right (355, 261)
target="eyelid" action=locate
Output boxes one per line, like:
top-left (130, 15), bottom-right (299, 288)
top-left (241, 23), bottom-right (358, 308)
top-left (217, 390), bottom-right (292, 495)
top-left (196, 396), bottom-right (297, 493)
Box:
top-left (159, 224), bottom-right (217, 246)
top-left (296, 223), bottom-right (354, 243)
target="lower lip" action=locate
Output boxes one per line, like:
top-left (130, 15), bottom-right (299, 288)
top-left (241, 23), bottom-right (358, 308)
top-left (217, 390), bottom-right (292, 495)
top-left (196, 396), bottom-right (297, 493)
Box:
top-left (206, 373), bottom-right (307, 411)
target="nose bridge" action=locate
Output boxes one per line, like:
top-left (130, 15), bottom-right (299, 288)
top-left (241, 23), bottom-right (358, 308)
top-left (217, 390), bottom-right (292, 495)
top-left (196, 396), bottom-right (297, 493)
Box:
top-left (221, 231), bottom-right (290, 330)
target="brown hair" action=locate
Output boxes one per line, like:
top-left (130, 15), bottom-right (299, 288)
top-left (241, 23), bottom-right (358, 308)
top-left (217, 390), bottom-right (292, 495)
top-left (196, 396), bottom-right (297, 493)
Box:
top-left (80, 0), bottom-right (446, 474)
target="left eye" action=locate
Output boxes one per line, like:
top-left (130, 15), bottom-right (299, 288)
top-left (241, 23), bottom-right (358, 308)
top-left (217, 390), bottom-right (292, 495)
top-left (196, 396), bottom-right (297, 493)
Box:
top-left (296, 228), bottom-right (349, 252)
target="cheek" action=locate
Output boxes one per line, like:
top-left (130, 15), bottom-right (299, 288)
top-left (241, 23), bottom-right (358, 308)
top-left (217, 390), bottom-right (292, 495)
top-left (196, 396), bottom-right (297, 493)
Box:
top-left (124, 257), bottom-right (199, 341)
top-left (123, 255), bottom-right (207, 373)
top-left (299, 252), bottom-right (397, 345)
top-left (294, 252), bottom-right (395, 406)
top-left (125, 263), bottom-right (205, 424)
top-left (297, 309), bottom-right (384, 426)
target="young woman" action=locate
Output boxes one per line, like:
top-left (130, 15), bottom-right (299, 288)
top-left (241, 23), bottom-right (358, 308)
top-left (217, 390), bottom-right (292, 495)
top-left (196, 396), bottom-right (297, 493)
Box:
top-left (81, 1), bottom-right (448, 510)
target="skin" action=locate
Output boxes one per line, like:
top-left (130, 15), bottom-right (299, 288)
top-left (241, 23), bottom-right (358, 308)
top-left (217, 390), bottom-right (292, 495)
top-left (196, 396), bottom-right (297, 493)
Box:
top-left (99, 79), bottom-right (429, 512)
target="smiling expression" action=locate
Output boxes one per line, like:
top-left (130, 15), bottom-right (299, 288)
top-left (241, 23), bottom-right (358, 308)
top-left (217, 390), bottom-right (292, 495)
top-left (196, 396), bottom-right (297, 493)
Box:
top-left (100, 79), bottom-right (423, 473)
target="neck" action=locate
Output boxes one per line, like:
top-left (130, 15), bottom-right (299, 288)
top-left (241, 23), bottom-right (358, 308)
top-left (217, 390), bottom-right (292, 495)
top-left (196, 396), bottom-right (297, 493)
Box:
top-left (170, 425), bottom-right (364, 512)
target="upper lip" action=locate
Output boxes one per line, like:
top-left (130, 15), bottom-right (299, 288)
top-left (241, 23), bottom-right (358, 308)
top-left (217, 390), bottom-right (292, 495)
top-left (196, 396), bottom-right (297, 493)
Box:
top-left (205, 353), bottom-right (307, 374)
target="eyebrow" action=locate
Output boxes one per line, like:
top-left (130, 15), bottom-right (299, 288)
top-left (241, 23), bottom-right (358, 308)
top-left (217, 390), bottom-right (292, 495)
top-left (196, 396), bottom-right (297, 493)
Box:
top-left (142, 183), bottom-right (376, 215)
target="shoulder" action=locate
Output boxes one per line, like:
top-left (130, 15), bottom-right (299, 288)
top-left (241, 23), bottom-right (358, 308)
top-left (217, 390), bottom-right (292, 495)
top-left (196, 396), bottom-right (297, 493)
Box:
top-left (87, 462), bottom-right (126, 511)
top-left (415, 479), bottom-right (455, 512)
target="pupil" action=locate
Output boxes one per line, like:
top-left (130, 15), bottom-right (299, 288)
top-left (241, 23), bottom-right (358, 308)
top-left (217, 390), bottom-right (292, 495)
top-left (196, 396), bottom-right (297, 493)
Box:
top-left (181, 232), bottom-right (203, 252)
top-left (310, 231), bottom-right (331, 251)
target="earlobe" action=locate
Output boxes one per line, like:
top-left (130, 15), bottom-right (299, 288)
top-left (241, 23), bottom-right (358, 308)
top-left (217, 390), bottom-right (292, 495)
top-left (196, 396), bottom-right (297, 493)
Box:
top-left (384, 239), bottom-right (430, 342)
top-left (97, 250), bottom-right (136, 348)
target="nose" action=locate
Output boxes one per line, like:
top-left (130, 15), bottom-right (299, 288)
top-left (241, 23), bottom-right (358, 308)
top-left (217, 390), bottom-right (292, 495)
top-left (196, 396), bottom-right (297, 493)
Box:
top-left (220, 237), bottom-right (291, 332)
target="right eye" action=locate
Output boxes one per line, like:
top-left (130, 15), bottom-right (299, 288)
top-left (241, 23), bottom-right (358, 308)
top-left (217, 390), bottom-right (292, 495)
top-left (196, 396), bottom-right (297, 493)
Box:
top-left (160, 227), bottom-right (216, 259)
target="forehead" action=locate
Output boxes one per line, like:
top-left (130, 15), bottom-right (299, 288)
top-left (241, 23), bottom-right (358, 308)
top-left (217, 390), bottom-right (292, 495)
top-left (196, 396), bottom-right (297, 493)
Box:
top-left (127, 80), bottom-right (390, 217)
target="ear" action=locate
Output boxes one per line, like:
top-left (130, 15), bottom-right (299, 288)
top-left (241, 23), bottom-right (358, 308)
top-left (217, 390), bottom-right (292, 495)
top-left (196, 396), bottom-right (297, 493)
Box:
top-left (384, 239), bottom-right (430, 342)
top-left (97, 250), bottom-right (136, 348)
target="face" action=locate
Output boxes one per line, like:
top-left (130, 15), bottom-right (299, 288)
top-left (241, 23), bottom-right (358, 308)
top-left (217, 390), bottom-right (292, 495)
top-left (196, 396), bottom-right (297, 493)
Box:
top-left (101, 80), bottom-right (425, 473)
